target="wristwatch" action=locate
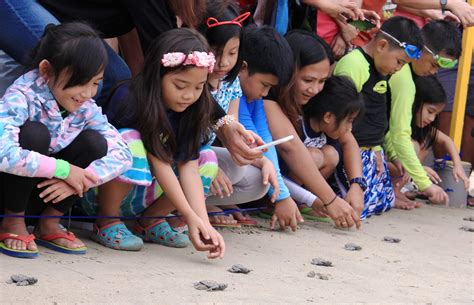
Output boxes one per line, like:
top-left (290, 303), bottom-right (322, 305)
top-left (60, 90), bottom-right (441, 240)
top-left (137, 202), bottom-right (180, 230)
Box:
top-left (350, 177), bottom-right (368, 191)
top-left (440, 0), bottom-right (447, 15)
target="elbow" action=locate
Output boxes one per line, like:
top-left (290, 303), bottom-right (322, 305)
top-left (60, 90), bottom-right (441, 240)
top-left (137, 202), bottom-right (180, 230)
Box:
top-left (277, 139), bottom-right (299, 156)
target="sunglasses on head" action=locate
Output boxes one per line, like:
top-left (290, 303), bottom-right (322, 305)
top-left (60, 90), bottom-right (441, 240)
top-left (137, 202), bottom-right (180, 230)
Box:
top-left (379, 30), bottom-right (422, 60)
top-left (424, 46), bottom-right (458, 69)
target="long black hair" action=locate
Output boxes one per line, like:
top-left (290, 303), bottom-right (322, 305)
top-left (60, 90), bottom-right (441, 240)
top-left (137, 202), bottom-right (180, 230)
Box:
top-left (129, 28), bottom-right (213, 163)
top-left (411, 76), bottom-right (447, 149)
top-left (277, 30), bottom-right (332, 130)
top-left (200, 0), bottom-right (245, 83)
top-left (27, 22), bottom-right (108, 89)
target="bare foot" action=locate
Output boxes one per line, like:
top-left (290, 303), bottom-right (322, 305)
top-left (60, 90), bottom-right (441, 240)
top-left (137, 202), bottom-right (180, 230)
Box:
top-left (167, 215), bottom-right (186, 229)
top-left (1, 217), bottom-right (37, 251)
top-left (393, 177), bottom-right (422, 210)
top-left (207, 205), bottom-right (237, 225)
top-left (35, 209), bottom-right (85, 249)
top-left (221, 205), bottom-right (253, 222)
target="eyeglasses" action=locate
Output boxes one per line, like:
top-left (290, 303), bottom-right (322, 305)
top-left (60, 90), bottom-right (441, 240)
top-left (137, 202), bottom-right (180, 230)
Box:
top-left (424, 46), bottom-right (458, 69)
top-left (379, 30), bottom-right (422, 60)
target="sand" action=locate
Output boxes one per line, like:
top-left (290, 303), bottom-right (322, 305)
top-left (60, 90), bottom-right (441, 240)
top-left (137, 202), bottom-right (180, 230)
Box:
top-left (1, 202), bottom-right (473, 304)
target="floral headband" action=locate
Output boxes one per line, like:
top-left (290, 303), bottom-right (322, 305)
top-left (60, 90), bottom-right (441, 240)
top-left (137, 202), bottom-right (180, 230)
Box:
top-left (161, 51), bottom-right (216, 73)
top-left (206, 12), bottom-right (250, 28)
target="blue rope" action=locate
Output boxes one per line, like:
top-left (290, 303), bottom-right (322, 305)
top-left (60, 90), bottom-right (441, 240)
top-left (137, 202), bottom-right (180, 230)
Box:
top-left (0, 207), bottom-right (266, 220)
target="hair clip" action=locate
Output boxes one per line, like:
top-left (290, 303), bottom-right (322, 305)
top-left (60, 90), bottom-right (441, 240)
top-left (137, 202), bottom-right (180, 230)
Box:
top-left (161, 51), bottom-right (216, 73)
top-left (206, 12), bottom-right (251, 28)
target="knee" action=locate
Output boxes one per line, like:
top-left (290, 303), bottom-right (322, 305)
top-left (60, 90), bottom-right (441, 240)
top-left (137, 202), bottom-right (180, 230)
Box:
top-left (19, 121), bottom-right (50, 154)
top-left (323, 145), bottom-right (340, 169)
top-left (308, 147), bottom-right (324, 168)
top-left (198, 148), bottom-right (219, 182)
top-left (76, 130), bottom-right (107, 160)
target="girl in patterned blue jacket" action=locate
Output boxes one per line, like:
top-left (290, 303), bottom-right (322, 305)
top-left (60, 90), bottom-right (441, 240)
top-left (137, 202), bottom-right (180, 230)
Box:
top-left (0, 23), bottom-right (132, 259)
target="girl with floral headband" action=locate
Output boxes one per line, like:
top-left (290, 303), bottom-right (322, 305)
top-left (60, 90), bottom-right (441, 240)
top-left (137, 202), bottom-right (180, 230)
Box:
top-left (81, 28), bottom-right (225, 258)
top-left (199, 3), bottom-right (278, 227)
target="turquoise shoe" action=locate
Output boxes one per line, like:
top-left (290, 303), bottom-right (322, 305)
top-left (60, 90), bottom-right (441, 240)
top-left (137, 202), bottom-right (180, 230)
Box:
top-left (133, 220), bottom-right (189, 248)
top-left (91, 222), bottom-right (143, 251)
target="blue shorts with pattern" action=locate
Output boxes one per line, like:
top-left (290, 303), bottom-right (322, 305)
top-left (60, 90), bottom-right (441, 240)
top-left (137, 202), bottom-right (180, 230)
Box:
top-left (360, 148), bottom-right (395, 219)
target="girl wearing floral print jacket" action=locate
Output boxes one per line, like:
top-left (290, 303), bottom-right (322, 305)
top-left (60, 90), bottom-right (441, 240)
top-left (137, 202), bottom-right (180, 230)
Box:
top-left (0, 22), bottom-right (132, 259)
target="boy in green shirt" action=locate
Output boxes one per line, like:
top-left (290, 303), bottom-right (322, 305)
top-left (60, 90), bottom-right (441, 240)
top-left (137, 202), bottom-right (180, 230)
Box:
top-left (385, 20), bottom-right (461, 208)
top-left (334, 16), bottom-right (423, 219)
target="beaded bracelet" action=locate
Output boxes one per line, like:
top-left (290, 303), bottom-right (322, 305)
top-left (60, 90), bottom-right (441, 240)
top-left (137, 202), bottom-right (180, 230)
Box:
top-left (212, 114), bottom-right (235, 132)
top-left (323, 194), bottom-right (338, 207)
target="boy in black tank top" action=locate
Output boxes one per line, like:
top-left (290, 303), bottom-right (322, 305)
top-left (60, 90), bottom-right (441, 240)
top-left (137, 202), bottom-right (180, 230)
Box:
top-left (334, 16), bottom-right (423, 219)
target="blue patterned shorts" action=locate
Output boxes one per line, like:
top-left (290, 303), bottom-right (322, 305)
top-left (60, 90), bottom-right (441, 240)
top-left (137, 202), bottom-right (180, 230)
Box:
top-left (360, 148), bottom-right (395, 219)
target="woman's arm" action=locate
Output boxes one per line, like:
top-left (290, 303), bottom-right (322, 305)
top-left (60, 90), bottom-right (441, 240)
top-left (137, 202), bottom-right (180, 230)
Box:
top-left (338, 132), bottom-right (364, 216)
top-left (393, 0), bottom-right (474, 27)
top-left (264, 100), bottom-right (361, 228)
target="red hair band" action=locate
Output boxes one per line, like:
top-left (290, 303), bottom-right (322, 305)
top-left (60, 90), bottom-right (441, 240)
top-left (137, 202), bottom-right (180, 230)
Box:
top-left (206, 12), bottom-right (250, 28)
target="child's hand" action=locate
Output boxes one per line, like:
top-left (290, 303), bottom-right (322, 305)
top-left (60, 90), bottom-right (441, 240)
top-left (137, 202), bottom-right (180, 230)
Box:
top-left (330, 34), bottom-right (347, 59)
top-left (186, 215), bottom-right (225, 258)
top-left (423, 166), bottom-right (442, 185)
top-left (38, 178), bottom-right (76, 204)
top-left (324, 197), bottom-right (361, 229)
top-left (345, 184), bottom-right (364, 217)
top-left (65, 165), bottom-right (97, 197)
top-left (422, 184), bottom-right (449, 205)
top-left (203, 224), bottom-right (226, 259)
top-left (261, 158), bottom-right (280, 203)
top-left (271, 197), bottom-right (303, 232)
top-left (453, 164), bottom-right (469, 191)
top-left (210, 168), bottom-right (233, 198)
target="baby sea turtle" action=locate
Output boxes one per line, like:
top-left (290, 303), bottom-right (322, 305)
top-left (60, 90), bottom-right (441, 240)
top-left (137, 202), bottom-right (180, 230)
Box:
top-left (311, 258), bottom-right (333, 267)
top-left (459, 226), bottom-right (474, 232)
top-left (6, 274), bottom-right (38, 286)
top-left (193, 280), bottom-right (227, 291)
top-left (383, 236), bottom-right (401, 243)
top-left (227, 264), bottom-right (251, 274)
top-left (344, 243), bottom-right (362, 251)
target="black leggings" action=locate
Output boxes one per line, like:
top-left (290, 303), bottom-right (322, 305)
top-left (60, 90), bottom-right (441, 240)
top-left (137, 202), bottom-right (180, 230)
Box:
top-left (0, 121), bottom-right (107, 216)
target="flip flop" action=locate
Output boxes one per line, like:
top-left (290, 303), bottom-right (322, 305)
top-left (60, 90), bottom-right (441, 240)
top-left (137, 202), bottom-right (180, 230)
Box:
top-left (210, 221), bottom-right (242, 228)
top-left (0, 233), bottom-right (39, 259)
top-left (35, 231), bottom-right (87, 255)
top-left (253, 210), bottom-right (273, 219)
top-left (223, 209), bottom-right (258, 226)
top-left (299, 207), bottom-right (331, 223)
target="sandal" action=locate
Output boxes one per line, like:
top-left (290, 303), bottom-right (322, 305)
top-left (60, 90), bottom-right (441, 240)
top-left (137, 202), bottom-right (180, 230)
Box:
top-left (35, 231), bottom-right (87, 255)
top-left (299, 207), bottom-right (331, 223)
top-left (91, 222), bottom-right (143, 251)
top-left (133, 220), bottom-right (189, 248)
top-left (0, 233), bottom-right (39, 259)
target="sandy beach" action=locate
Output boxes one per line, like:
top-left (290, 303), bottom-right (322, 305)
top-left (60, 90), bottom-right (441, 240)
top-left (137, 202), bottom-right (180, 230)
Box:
top-left (1, 200), bottom-right (473, 304)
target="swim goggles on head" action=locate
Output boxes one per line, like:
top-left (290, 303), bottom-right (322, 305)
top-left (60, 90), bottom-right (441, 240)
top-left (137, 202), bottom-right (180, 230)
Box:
top-left (379, 30), bottom-right (422, 60)
top-left (424, 45), bottom-right (458, 69)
